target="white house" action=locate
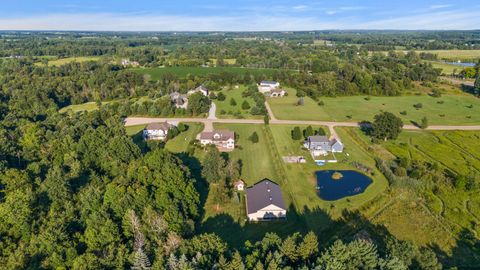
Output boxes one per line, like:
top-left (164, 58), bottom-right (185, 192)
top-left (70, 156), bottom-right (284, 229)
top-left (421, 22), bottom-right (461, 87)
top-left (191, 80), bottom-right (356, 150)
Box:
top-left (258, 80), bottom-right (280, 94)
top-left (143, 122), bottom-right (175, 141)
top-left (304, 136), bottom-right (344, 157)
top-left (246, 179), bottom-right (287, 221)
top-left (199, 130), bottom-right (235, 151)
top-left (187, 85), bottom-right (209, 96)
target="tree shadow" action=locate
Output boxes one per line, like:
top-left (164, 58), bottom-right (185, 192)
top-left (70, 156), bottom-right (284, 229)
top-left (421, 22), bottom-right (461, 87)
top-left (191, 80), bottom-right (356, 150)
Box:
top-left (460, 84), bottom-right (479, 97)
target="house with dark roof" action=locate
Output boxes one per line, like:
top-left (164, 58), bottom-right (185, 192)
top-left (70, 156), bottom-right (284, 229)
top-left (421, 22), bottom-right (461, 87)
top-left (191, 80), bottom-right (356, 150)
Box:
top-left (246, 179), bottom-right (287, 221)
top-left (304, 135), bottom-right (344, 156)
top-left (199, 130), bottom-right (235, 151)
top-left (143, 121), bottom-right (175, 141)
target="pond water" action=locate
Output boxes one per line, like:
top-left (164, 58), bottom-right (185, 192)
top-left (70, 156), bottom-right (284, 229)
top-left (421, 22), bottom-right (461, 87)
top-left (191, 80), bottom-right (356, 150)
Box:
top-left (315, 170), bottom-right (372, 201)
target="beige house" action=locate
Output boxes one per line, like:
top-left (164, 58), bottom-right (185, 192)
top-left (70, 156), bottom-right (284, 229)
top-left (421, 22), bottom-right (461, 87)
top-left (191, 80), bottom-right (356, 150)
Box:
top-left (246, 179), bottom-right (287, 221)
top-left (199, 130), bottom-right (235, 151)
top-left (143, 122), bottom-right (174, 141)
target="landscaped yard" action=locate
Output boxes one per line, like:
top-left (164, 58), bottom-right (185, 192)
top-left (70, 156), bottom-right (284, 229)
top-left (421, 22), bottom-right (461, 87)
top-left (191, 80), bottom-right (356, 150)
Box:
top-left (165, 123), bottom-right (204, 153)
top-left (214, 85), bottom-right (261, 119)
top-left (267, 88), bottom-right (480, 125)
top-left (133, 66), bottom-right (280, 80)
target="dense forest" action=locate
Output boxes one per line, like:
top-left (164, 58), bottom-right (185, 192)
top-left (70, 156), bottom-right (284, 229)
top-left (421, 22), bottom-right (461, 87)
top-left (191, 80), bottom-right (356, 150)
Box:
top-left (0, 31), bottom-right (479, 269)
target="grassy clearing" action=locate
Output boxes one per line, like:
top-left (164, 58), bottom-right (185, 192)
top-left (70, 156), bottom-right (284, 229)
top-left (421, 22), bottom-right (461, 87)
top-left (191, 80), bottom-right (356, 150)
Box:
top-left (36, 56), bottom-right (102, 66)
top-left (59, 102), bottom-right (100, 113)
top-left (385, 130), bottom-right (480, 176)
top-left (209, 58), bottom-right (237, 65)
top-left (268, 88), bottom-right (480, 125)
top-left (165, 123), bottom-right (204, 153)
top-left (125, 124), bottom-right (146, 136)
top-left (427, 61), bottom-right (465, 75)
top-left (133, 66), bottom-right (279, 80)
top-left (215, 86), bottom-right (261, 119)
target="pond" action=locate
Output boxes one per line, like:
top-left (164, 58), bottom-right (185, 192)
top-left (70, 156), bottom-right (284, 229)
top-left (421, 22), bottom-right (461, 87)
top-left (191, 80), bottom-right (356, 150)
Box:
top-left (315, 170), bottom-right (372, 201)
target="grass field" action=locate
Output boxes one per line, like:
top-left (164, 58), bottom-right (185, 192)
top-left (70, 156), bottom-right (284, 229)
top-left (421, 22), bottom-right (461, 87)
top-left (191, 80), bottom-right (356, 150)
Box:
top-left (59, 102), bottom-right (101, 113)
top-left (36, 56), bottom-right (102, 66)
top-left (209, 58), bottom-right (237, 65)
top-left (133, 66), bottom-right (280, 80)
top-left (416, 50), bottom-right (480, 61)
top-left (215, 86), bottom-right (261, 119)
top-left (427, 61), bottom-right (465, 75)
top-left (385, 130), bottom-right (480, 177)
top-left (267, 89), bottom-right (480, 125)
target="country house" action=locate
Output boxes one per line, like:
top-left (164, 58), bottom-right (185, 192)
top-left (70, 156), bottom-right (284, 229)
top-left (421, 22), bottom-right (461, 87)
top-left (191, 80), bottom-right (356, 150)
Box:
top-left (199, 130), bottom-right (235, 151)
top-left (304, 135), bottom-right (344, 156)
top-left (143, 121), bottom-right (175, 141)
top-left (246, 179), bottom-right (287, 221)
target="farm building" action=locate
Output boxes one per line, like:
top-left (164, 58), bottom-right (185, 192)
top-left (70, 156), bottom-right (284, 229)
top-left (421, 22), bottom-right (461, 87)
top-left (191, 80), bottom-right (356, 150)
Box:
top-left (246, 179), bottom-right (287, 221)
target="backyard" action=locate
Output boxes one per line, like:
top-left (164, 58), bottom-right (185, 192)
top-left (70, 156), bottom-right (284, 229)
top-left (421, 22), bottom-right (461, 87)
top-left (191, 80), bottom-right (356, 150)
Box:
top-left (214, 85), bottom-right (262, 119)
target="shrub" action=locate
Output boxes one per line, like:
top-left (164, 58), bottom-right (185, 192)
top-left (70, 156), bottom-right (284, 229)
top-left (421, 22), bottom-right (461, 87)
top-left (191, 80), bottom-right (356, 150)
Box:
top-left (249, 131), bottom-right (259, 143)
top-left (241, 100), bottom-right (251, 110)
top-left (318, 101), bottom-right (325, 106)
top-left (217, 92), bottom-right (226, 101)
top-left (400, 111), bottom-right (407, 115)
top-left (230, 98), bottom-right (237, 106)
top-left (413, 103), bottom-right (423, 109)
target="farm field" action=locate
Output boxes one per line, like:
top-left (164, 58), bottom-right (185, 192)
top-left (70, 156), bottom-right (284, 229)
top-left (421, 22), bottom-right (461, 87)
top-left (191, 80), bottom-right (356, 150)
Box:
top-left (36, 56), bottom-right (102, 66)
top-left (133, 66), bottom-right (280, 80)
top-left (416, 50), bottom-right (480, 61)
top-left (267, 89), bottom-right (480, 125)
top-left (214, 85), bottom-right (261, 119)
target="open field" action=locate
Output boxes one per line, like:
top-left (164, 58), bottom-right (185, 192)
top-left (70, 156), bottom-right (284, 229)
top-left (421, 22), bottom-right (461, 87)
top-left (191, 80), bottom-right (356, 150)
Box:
top-left (59, 102), bottom-right (100, 113)
top-left (416, 50), bottom-right (480, 61)
top-left (215, 85), bottom-right (261, 119)
top-left (427, 61), bottom-right (465, 75)
top-left (133, 66), bottom-right (280, 80)
top-left (209, 58), bottom-right (237, 65)
top-left (385, 130), bottom-right (480, 177)
top-left (36, 56), bottom-right (102, 66)
top-left (267, 89), bottom-right (480, 125)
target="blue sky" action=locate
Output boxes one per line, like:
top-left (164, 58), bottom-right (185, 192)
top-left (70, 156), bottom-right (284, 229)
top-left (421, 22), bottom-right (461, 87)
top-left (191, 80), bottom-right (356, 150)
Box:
top-left (0, 0), bottom-right (479, 31)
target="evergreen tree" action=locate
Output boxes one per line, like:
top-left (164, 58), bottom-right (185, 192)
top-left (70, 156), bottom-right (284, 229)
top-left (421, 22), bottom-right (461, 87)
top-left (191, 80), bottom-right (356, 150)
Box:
top-left (298, 231), bottom-right (318, 261)
top-left (264, 114), bottom-right (270, 125)
top-left (131, 248), bottom-right (151, 270)
top-left (304, 126), bottom-right (314, 138)
top-left (249, 131), bottom-right (259, 143)
top-left (201, 147), bottom-right (227, 183)
top-left (420, 117), bottom-right (428, 129)
top-left (230, 98), bottom-right (237, 106)
top-left (291, 127), bottom-right (302, 140)
top-left (242, 100), bottom-right (251, 110)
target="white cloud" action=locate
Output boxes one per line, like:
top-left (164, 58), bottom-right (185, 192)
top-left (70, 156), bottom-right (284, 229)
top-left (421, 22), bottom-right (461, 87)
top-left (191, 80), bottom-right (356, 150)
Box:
top-left (293, 5), bottom-right (308, 11)
top-left (429, 4), bottom-right (453, 9)
top-left (0, 9), bottom-right (478, 31)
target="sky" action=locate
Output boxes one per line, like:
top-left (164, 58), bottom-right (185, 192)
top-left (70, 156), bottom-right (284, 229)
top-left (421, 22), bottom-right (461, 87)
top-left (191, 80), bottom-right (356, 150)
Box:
top-left (0, 0), bottom-right (479, 31)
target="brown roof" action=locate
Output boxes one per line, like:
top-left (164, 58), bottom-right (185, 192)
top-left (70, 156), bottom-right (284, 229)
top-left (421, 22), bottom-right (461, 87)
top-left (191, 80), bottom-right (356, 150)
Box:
top-left (246, 179), bottom-right (286, 214)
top-left (145, 122), bottom-right (172, 131)
top-left (199, 130), bottom-right (235, 141)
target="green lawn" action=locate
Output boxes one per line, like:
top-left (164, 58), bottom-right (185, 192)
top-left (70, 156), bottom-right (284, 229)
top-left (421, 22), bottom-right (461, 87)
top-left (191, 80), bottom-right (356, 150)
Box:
top-left (215, 86), bottom-right (261, 119)
top-left (165, 123), bottom-right (204, 153)
top-left (133, 66), bottom-right (281, 80)
top-left (268, 89), bottom-right (480, 125)
top-left (416, 50), bottom-right (480, 61)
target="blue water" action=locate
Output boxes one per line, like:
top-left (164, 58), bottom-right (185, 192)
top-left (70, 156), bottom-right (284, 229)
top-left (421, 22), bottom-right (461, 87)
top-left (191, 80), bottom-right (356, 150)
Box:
top-left (316, 170), bottom-right (372, 201)
top-left (443, 61), bottom-right (476, 67)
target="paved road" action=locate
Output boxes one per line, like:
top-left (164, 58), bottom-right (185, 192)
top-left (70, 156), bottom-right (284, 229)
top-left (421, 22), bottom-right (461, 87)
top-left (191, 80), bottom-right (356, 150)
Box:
top-left (124, 117), bottom-right (480, 131)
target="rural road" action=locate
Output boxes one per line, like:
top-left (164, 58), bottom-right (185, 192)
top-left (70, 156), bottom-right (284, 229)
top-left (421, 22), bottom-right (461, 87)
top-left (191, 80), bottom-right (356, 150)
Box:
top-left (124, 100), bottom-right (480, 138)
top-left (124, 117), bottom-right (480, 132)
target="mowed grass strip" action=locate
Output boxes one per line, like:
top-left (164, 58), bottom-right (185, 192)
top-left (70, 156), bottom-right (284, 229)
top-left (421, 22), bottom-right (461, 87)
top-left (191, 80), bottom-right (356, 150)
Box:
top-left (213, 123), bottom-right (277, 184)
top-left (36, 56), bottom-right (102, 66)
top-left (133, 66), bottom-right (279, 80)
top-left (268, 89), bottom-right (480, 125)
top-left (165, 123), bottom-right (204, 153)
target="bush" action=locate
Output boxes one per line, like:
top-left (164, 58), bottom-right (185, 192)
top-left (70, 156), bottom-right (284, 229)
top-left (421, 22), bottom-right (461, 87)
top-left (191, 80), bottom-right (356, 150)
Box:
top-left (318, 100), bottom-right (325, 106)
top-left (430, 88), bottom-right (442, 98)
top-left (400, 111), bottom-right (407, 115)
top-left (413, 103), bottom-right (423, 109)
top-left (217, 92), bottom-right (226, 101)
top-left (249, 131), bottom-right (259, 143)
top-left (241, 100), bottom-right (251, 110)
top-left (178, 123), bottom-right (188, 132)
top-left (291, 127), bottom-right (302, 140)
top-left (230, 98), bottom-right (237, 106)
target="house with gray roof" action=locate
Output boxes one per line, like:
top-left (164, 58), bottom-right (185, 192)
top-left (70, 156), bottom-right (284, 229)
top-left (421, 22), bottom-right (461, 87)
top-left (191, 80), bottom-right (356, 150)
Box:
top-left (304, 135), bottom-right (344, 156)
top-left (258, 80), bottom-right (280, 94)
top-left (246, 179), bottom-right (287, 221)
top-left (170, 92), bottom-right (188, 109)
top-left (143, 121), bottom-right (175, 141)
top-left (199, 130), bottom-right (235, 151)
top-left (188, 85), bottom-right (209, 96)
